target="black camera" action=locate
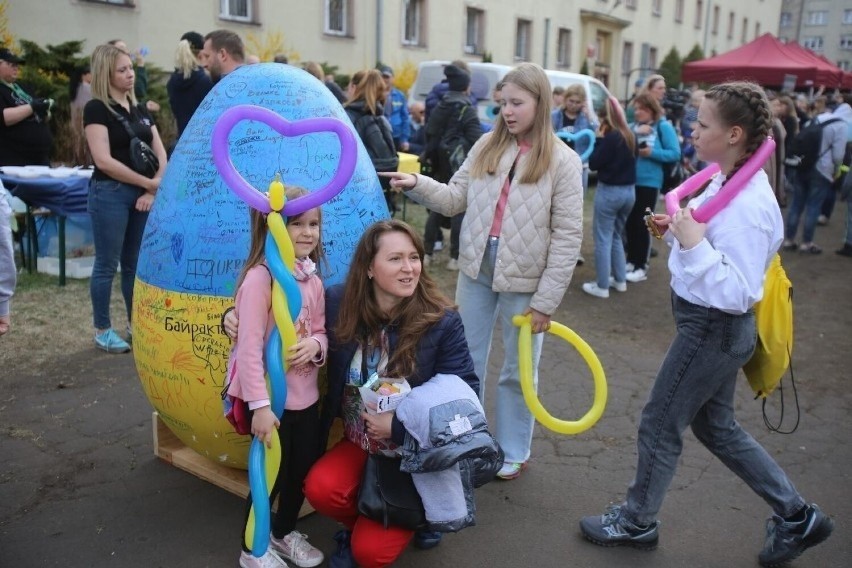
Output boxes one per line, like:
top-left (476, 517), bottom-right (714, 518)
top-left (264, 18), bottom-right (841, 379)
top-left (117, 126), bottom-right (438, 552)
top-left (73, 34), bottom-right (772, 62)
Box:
top-left (662, 88), bottom-right (690, 122)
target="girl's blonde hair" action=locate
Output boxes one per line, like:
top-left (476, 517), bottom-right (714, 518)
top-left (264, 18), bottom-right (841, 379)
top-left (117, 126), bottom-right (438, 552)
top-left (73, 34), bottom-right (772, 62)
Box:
top-left (235, 186), bottom-right (324, 294)
top-left (174, 39), bottom-right (199, 80)
top-left (344, 69), bottom-right (385, 115)
top-left (90, 44), bottom-right (137, 107)
top-left (470, 63), bottom-right (556, 184)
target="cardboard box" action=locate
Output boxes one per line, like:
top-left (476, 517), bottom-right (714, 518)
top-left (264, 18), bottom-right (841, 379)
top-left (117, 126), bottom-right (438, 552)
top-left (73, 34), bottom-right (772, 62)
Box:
top-left (359, 378), bottom-right (411, 414)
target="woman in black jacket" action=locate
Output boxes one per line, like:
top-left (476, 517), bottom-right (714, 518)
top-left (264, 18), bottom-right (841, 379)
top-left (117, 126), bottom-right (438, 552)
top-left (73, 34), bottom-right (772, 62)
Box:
top-left (582, 96), bottom-right (637, 299)
top-left (166, 32), bottom-right (212, 143)
top-left (344, 69), bottom-right (399, 214)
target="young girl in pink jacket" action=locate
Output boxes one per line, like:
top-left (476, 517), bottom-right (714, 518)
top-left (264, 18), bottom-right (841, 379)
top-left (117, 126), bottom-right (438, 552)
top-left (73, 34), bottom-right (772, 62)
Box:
top-left (227, 186), bottom-right (327, 568)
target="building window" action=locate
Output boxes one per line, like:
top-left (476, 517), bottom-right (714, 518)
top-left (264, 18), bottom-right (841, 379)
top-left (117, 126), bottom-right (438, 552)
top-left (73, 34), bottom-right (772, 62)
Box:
top-left (625, 0), bottom-right (637, 9)
top-left (649, 47), bottom-right (658, 69)
top-left (515, 19), bottom-right (532, 61)
top-left (728, 11), bottom-right (735, 39)
top-left (802, 36), bottom-right (824, 51)
top-left (712, 6), bottom-right (720, 35)
top-left (844, 10), bottom-right (852, 25)
top-left (652, 0), bottom-right (662, 17)
top-left (402, 0), bottom-right (424, 47)
top-left (780, 12), bottom-right (792, 28)
top-left (839, 60), bottom-right (851, 71)
top-left (465, 7), bottom-right (485, 54)
top-left (325, 0), bottom-right (350, 36)
top-left (806, 11), bottom-right (828, 26)
top-left (557, 28), bottom-right (572, 68)
top-left (755, 21), bottom-right (760, 39)
top-left (695, 0), bottom-right (703, 29)
top-left (675, 0), bottom-right (684, 23)
top-left (220, 0), bottom-right (251, 22)
top-left (81, 0), bottom-right (136, 5)
top-left (840, 36), bottom-right (852, 50)
top-left (622, 41), bottom-right (633, 75)
top-left (741, 17), bottom-right (748, 43)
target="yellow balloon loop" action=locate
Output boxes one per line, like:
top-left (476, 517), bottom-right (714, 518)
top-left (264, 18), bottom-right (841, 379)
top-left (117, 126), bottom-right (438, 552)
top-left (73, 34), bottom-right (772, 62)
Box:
top-left (268, 174), bottom-right (285, 212)
top-left (512, 314), bottom-right (608, 435)
top-left (244, 431), bottom-right (281, 549)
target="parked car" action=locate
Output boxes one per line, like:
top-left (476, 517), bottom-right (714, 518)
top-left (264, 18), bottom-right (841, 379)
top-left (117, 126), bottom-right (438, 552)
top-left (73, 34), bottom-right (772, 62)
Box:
top-left (409, 61), bottom-right (612, 126)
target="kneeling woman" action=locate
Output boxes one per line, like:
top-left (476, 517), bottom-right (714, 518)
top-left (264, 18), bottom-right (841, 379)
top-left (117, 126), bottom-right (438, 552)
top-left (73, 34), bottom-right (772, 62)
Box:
top-left (304, 220), bottom-right (479, 568)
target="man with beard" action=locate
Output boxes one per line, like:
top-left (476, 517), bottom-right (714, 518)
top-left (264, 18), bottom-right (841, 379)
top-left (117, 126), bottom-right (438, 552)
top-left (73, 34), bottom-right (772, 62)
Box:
top-left (200, 30), bottom-right (245, 84)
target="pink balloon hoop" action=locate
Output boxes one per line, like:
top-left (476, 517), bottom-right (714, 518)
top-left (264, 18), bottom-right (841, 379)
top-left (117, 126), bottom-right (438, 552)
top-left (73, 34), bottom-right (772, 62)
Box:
top-left (212, 105), bottom-right (357, 216)
top-left (664, 137), bottom-right (775, 223)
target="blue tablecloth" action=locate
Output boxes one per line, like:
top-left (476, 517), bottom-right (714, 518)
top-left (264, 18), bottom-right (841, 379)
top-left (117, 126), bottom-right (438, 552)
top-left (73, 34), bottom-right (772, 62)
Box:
top-left (0, 172), bottom-right (89, 217)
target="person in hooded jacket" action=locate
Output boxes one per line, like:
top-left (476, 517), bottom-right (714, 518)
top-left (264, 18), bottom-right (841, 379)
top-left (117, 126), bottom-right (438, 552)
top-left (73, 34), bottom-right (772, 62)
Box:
top-left (166, 32), bottom-right (212, 143)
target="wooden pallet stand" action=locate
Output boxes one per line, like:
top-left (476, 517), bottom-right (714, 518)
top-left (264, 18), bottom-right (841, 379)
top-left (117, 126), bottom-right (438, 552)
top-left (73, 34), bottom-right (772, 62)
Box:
top-left (152, 411), bottom-right (315, 517)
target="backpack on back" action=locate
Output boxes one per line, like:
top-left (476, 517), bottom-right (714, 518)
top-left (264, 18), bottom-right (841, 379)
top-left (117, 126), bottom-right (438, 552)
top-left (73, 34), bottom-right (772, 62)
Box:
top-left (435, 102), bottom-right (476, 182)
top-left (784, 117), bottom-right (842, 172)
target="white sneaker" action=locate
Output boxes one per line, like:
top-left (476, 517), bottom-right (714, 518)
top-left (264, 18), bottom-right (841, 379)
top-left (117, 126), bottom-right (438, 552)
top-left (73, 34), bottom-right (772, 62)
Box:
top-left (626, 262), bottom-right (635, 272)
top-left (625, 267), bottom-right (648, 283)
top-left (239, 549), bottom-right (289, 568)
top-left (446, 258), bottom-right (459, 271)
top-left (434, 240), bottom-right (444, 251)
top-left (270, 531), bottom-right (324, 568)
top-left (423, 254), bottom-right (431, 267)
top-left (582, 282), bottom-right (610, 298)
top-left (608, 278), bottom-right (627, 292)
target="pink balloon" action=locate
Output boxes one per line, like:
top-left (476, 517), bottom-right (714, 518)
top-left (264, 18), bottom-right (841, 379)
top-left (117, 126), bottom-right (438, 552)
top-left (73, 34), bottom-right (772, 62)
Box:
top-left (212, 105), bottom-right (357, 216)
top-left (665, 137), bottom-right (775, 223)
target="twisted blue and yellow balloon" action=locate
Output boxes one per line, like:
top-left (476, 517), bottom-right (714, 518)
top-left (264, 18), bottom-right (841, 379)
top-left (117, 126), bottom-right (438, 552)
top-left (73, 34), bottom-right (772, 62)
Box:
top-left (213, 105), bottom-right (356, 557)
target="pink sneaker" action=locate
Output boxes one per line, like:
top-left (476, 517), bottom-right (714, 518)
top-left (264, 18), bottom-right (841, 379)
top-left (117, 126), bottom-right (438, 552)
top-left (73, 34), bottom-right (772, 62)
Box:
top-left (269, 531), bottom-right (324, 568)
top-left (239, 549), bottom-right (288, 568)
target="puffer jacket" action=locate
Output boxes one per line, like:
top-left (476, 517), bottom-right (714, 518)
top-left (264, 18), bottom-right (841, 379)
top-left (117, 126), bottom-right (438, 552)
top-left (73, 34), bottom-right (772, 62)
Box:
top-left (405, 133), bottom-right (584, 315)
top-left (395, 374), bottom-right (503, 532)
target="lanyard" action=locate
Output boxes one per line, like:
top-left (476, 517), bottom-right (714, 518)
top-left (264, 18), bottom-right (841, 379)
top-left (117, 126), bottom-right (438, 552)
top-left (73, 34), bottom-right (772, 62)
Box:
top-left (1, 80), bottom-right (32, 104)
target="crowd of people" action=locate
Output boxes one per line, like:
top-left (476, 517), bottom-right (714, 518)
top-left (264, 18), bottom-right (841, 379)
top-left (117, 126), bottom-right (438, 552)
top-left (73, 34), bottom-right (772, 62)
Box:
top-left (0, 31), bottom-right (843, 568)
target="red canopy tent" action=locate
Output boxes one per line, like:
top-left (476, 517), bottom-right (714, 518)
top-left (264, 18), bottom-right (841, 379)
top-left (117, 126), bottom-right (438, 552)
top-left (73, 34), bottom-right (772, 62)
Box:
top-left (682, 33), bottom-right (843, 88)
top-left (782, 41), bottom-right (846, 88)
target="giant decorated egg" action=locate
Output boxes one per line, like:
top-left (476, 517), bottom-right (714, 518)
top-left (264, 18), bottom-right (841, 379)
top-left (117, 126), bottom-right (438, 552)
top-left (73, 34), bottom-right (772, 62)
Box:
top-left (133, 63), bottom-right (389, 468)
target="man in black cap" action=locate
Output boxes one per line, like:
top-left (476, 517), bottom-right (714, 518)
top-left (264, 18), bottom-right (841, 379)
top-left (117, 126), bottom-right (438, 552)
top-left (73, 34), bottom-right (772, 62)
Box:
top-left (380, 65), bottom-right (411, 152)
top-left (0, 48), bottom-right (52, 166)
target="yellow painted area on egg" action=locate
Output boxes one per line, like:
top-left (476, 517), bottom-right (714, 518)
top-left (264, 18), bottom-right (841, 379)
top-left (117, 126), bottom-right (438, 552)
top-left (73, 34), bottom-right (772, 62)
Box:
top-left (132, 279), bottom-right (251, 468)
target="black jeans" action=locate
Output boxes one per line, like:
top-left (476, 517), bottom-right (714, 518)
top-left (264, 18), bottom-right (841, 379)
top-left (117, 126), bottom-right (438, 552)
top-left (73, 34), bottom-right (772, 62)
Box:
top-left (424, 211), bottom-right (464, 259)
top-left (625, 185), bottom-right (660, 270)
top-left (241, 402), bottom-right (320, 549)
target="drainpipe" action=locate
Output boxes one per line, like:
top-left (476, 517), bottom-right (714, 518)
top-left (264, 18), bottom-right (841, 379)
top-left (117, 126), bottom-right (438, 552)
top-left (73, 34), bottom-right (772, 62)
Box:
top-left (376, 0), bottom-right (384, 65)
top-left (543, 17), bottom-right (551, 68)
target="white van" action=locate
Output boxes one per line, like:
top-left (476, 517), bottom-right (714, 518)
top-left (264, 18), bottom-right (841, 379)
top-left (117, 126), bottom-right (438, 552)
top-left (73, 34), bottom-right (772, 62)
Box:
top-left (409, 61), bottom-right (612, 126)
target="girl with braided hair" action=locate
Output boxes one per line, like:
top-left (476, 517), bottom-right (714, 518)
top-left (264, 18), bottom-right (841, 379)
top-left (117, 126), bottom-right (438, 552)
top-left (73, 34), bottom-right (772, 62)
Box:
top-left (580, 81), bottom-right (834, 567)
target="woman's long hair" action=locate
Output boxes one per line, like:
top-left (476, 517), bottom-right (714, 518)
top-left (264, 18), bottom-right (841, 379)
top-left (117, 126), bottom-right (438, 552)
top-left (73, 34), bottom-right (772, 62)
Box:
top-left (598, 95), bottom-right (635, 154)
top-left (174, 39), bottom-right (199, 80)
top-left (470, 63), bottom-right (556, 184)
top-left (344, 69), bottom-right (384, 116)
top-left (335, 220), bottom-right (454, 379)
top-left (90, 44), bottom-right (137, 107)
top-left (234, 186), bottom-right (323, 293)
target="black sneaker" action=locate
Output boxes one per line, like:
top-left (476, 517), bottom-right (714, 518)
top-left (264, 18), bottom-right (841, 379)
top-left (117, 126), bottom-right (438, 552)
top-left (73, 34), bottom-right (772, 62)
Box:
top-left (579, 505), bottom-right (659, 550)
top-left (759, 504), bottom-right (834, 567)
top-left (414, 530), bottom-right (442, 550)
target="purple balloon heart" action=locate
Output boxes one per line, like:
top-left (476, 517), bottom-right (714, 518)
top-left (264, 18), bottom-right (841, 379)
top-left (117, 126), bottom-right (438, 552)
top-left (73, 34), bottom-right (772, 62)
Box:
top-left (212, 105), bottom-right (357, 215)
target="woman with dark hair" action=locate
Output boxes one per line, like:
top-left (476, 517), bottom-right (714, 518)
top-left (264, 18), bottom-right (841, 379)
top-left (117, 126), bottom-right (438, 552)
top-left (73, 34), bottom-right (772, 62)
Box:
top-left (344, 69), bottom-right (399, 214)
top-left (303, 220), bottom-right (479, 567)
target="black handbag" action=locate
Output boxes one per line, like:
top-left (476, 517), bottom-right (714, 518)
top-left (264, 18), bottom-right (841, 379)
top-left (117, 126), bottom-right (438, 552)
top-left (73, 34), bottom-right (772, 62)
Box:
top-left (357, 454), bottom-right (428, 531)
top-left (108, 104), bottom-right (160, 178)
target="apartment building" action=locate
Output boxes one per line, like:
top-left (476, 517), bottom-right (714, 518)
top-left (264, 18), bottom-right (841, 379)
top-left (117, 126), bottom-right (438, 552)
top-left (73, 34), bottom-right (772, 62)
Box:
top-left (779, 0), bottom-right (852, 71)
top-left (7, 0), bottom-right (781, 99)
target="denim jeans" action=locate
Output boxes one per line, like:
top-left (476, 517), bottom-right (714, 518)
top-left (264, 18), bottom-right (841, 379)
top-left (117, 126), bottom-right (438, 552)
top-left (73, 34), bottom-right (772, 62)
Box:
top-left (623, 293), bottom-right (805, 526)
top-left (88, 178), bottom-right (148, 330)
top-left (593, 184), bottom-right (635, 288)
top-left (455, 238), bottom-right (542, 464)
top-left (785, 169), bottom-right (832, 244)
top-left (844, 198), bottom-right (852, 245)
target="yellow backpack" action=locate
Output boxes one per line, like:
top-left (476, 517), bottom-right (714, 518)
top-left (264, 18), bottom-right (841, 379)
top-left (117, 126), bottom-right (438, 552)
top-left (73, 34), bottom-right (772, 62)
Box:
top-left (742, 254), bottom-right (798, 432)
